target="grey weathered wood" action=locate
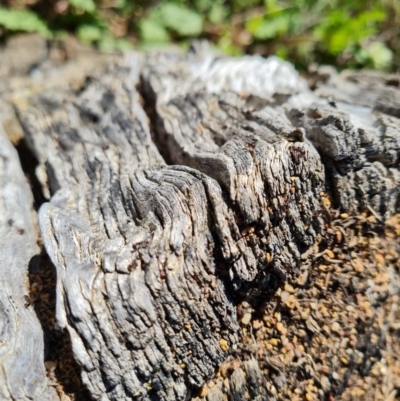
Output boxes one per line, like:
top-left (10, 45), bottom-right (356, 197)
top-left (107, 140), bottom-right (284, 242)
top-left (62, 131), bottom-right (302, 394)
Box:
top-left (17, 56), bottom-right (242, 401)
top-left (142, 46), bottom-right (325, 283)
top-left (6, 43), bottom-right (400, 401)
top-left (142, 43), bottom-right (400, 219)
top-left (0, 128), bottom-right (58, 400)
top-left (0, 34), bottom-right (114, 145)
top-left (291, 66), bottom-right (400, 218)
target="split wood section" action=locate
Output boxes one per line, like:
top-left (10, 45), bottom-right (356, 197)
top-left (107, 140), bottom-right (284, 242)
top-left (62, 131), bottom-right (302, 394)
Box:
top-left (2, 44), bottom-right (399, 400)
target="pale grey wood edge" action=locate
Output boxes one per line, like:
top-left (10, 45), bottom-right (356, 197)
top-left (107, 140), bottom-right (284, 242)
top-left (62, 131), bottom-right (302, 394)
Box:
top-left (0, 128), bottom-right (58, 401)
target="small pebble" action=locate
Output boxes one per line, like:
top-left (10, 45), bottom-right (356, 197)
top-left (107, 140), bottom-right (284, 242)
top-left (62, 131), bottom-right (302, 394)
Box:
top-left (199, 386), bottom-right (208, 398)
top-left (281, 291), bottom-right (290, 303)
top-left (276, 322), bottom-right (286, 334)
top-left (331, 322), bottom-right (341, 333)
top-left (241, 312), bottom-right (252, 325)
top-left (219, 339), bottom-right (229, 351)
top-left (252, 319), bottom-right (263, 330)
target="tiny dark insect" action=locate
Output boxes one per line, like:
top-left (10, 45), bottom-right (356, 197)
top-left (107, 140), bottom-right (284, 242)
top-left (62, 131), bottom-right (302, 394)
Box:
top-left (7, 219), bottom-right (14, 227)
top-left (17, 228), bottom-right (25, 235)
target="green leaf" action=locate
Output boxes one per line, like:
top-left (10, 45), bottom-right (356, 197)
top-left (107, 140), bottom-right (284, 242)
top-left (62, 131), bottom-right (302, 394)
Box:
top-left (194, 0), bottom-right (214, 13)
top-left (0, 7), bottom-right (50, 36)
top-left (358, 9), bottom-right (386, 24)
top-left (68, 0), bottom-right (96, 13)
top-left (314, 7), bottom-right (387, 57)
top-left (209, 4), bottom-right (229, 24)
top-left (217, 32), bottom-right (244, 56)
top-left (139, 19), bottom-right (170, 43)
top-left (114, 38), bottom-right (133, 51)
top-left (246, 14), bottom-right (290, 40)
top-left (275, 45), bottom-right (288, 60)
top-left (98, 35), bottom-right (133, 51)
top-left (329, 28), bottom-right (351, 54)
top-left (264, 0), bottom-right (282, 14)
top-left (367, 41), bottom-right (393, 69)
top-left (77, 24), bottom-right (103, 43)
top-left (245, 15), bottom-right (264, 36)
top-left (154, 3), bottom-right (203, 37)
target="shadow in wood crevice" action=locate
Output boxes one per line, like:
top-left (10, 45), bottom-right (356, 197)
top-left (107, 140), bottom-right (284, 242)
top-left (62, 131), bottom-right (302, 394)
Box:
top-left (28, 251), bottom-right (91, 401)
top-left (15, 139), bottom-right (48, 210)
top-left (137, 80), bottom-right (176, 166)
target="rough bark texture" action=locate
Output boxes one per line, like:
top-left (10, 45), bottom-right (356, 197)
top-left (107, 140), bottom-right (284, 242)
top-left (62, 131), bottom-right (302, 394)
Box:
top-left (294, 66), bottom-right (400, 218)
top-left (0, 34), bottom-right (113, 146)
top-left (142, 43), bottom-right (400, 220)
top-left (1, 39), bottom-right (399, 401)
top-left (17, 57), bottom-right (241, 401)
top-left (142, 45), bottom-right (325, 284)
top-left (0, 127), bottom-right (57, 400)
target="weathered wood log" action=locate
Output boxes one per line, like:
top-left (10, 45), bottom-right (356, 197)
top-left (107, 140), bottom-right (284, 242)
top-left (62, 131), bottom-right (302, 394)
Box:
top-left (1, 41), bottom-right (399, 401)
top-left (0, 127), bottom-right (58, 400)
top-left (17, 57), bottom-right (243, 401)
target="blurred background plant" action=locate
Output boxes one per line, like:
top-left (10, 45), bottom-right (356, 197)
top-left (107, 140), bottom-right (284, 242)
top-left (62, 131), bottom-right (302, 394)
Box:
top-left (0, 0), bottom-right (399, 71)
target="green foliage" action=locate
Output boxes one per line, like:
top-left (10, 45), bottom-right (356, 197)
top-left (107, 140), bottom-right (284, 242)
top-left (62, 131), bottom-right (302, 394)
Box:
top-left (77, 24), bottom-right (103, 43)
top-left (246, 13), bottom-right (291, 40)
top-left (0, 0), bottom-right (398, 71)
top-left (147, 3), bottom-right (203, 37)
top-left (68, 0), bottom-right (96, 14)
top-left (139, 19), bottom-right (170, 44)
top-left (0, 6), bottom-right (50, 36)
top-left (314, 9), bottom-right (386, 54)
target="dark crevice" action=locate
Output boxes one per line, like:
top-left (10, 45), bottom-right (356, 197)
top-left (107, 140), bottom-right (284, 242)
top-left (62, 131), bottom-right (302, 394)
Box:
top-left (15, 139), bottom-right (48, 210)
top-left (136, 80), bottom-right (176, 166)
top-left (28, 251), bottom-right (92, 401)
